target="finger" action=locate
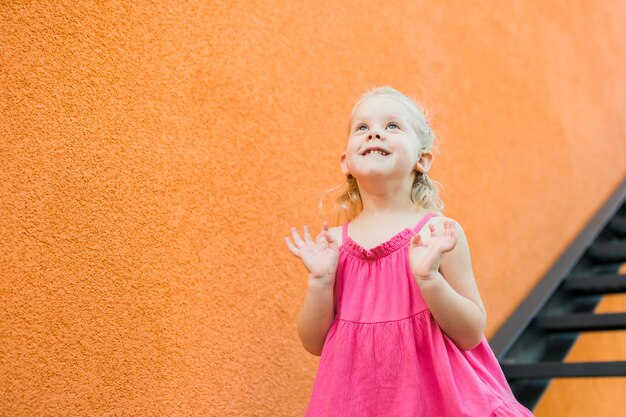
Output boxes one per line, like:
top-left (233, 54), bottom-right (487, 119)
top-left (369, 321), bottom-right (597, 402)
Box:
top-left (303, 225), bottom-right (314, 244)
top-left (428, 223), bottom-right (437, 236)
top-left (324, 230), bottom-right (338, 249)
top-left (314, 229), bottom-right (325, 244)
top-left (291, 227), bottom-right (305, 246)
top-left (284, 237), bottom-right (301, 256)
top-left (416, 233), bottom-right (429, 247)
top-left (315, 221), bottom-right (329, 243)
top-left (410, 233), bottom-right (423, 247)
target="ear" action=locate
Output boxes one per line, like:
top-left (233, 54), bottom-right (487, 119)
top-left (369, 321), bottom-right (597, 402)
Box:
top-left (340, 152), bottom-right (350, 176)
top-left (415, 151), bottom-right (434, 174)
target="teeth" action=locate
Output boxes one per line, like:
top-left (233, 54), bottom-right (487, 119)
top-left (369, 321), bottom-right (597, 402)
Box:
top-left (364, 150), bottom-right (388, 156)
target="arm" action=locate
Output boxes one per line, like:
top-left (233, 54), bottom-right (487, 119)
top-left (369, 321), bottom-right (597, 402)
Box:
top-left (285, 223), bottom-right (340, 356)
top-left (417, 272), bottom-right (485, 350)
top-left (413, 219), bottom-right (486, 350)
top-left (297, 274), bottom-right (335, 356)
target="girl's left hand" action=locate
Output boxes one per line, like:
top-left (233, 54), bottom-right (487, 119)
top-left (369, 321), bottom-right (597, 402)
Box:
top-left (409, 220), bottom-right (457, 281)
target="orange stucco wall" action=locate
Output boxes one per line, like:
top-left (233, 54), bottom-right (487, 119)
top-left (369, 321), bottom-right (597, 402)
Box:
top-left (2, 1), bottom-right (626, 416)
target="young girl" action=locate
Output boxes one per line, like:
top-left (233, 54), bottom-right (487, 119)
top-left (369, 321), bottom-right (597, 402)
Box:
top-left (285, 86), bottom-right (535, 417)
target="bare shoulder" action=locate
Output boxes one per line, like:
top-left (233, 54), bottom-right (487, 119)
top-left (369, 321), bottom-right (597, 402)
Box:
top-left (420, 211), bottom-right (447, 228)
top-left (425, 214), bottom-right (474, 269)
top-left (425, 212), bottom-right (461, 228)
top-left (327, 226), bottom-right (343, 247)
top-left (420, 213), bottom-right (469, 241)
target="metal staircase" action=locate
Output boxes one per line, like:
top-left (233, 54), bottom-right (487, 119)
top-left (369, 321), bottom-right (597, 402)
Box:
top-left (490, 176), bottom-right (626, 410)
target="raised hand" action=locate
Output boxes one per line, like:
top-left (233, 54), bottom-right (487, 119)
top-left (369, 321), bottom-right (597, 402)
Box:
top-left (409, 220), bottom-right (457, 281)
top-left (285, 221), bottom-right (339, 283)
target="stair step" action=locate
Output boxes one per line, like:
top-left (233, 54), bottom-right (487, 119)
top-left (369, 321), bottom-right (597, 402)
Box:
top-left (564, 273), bottom-right (626, 294)
top-left (588, 239), bottom-right (626, 262)
top-left (501, 361), bottom-right (626, 379)
top-left (609, 216), bottom-right (626, 236)
top-left (535, 312), bottom-right (626, 332)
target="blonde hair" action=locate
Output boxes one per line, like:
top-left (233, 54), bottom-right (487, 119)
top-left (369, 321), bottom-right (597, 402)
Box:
top-left (319, 86), bottom-right (445, 225)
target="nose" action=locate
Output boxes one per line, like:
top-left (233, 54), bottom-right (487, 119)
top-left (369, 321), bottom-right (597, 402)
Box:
top-left (367, 131), bottom-right (383, 140)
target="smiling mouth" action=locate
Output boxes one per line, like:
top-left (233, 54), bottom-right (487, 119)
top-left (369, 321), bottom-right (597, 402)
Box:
top-left (362, 149), bottom-right (390, 156)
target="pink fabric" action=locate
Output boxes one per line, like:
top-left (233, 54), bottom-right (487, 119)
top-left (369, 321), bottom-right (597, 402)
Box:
top-left (304, 212), bottom-right (535, 417)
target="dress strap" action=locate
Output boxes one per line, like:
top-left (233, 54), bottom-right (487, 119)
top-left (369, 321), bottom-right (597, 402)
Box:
top-left (412, 212), bottom-right (440, 233)
top-left (341, 222), bottom-right (349, 244)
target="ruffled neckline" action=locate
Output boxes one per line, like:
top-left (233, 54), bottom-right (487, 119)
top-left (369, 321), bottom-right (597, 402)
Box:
top-left (341, 227), bottom-right (415, 260)
top-left (340, 212), bottom-right (439, 260)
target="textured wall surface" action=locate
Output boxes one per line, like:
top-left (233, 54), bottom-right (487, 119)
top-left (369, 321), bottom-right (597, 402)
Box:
top-left (1, 1), bottom-right (626, 416)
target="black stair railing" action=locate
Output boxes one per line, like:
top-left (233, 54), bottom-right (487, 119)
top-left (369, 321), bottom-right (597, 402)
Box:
top-left (489, 176), bottom-right (626, 410)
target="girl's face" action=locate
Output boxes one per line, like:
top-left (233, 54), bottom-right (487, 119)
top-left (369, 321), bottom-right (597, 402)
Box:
top-left (341, 96), bottom-right (424, 181)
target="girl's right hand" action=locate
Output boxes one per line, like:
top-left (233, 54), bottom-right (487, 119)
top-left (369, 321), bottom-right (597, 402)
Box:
top-left (284, 221), bottom-right (339, 283)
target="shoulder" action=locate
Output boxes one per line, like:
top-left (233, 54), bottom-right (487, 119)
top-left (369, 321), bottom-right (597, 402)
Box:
top-left (420, 213), bottom-right (470, 248)
top-left (425, 213), bottom-right (466, 233)
top-left (428, 215), bottom-right (473, 269)
top-left (415, 211), bottom-right (442, 229)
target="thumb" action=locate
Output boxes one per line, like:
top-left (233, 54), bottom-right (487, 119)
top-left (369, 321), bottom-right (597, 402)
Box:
top-left (324, 230), bottom-right (338, 248)
top-left (315, 221), bottom-right (329, 244)
top-left (410, 233), bottom-right (424, 247)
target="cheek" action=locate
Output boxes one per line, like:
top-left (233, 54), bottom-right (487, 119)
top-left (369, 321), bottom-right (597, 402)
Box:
top-left (346, 152), bottom-right (359, 169)
top-left (395, 152), bottom-right (418, 170)
top-left (346, 142), bottom-right (362, 158)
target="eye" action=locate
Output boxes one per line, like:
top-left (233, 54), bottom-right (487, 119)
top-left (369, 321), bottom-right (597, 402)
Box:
top-left (356, 122), bottom-right (399, 131)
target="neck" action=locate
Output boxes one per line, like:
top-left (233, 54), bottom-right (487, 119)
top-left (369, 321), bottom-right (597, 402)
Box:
top-left (356, 176), bottom-right (419, 218)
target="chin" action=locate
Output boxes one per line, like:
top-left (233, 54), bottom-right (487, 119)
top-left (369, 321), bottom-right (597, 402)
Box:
top-left (352, 166), bottom-right (388, 176)
top-left (356, 167), bottom-right (406, 178)
top-left (357, 174), bottom-right (403, 185)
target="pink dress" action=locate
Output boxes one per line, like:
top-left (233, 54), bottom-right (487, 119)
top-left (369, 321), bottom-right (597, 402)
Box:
top-left (304, 212), bottom-right (535, 417)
